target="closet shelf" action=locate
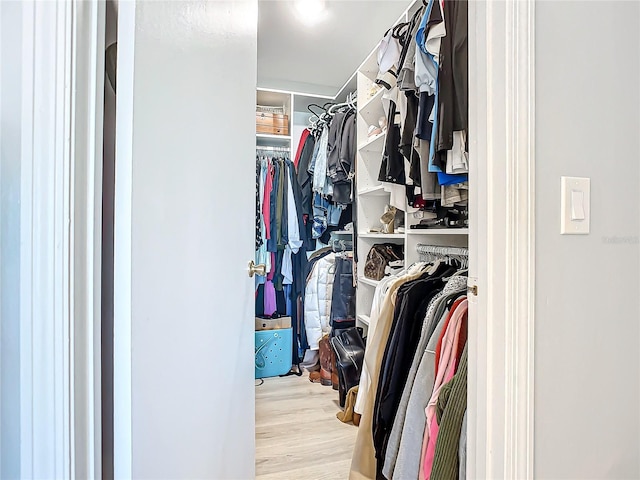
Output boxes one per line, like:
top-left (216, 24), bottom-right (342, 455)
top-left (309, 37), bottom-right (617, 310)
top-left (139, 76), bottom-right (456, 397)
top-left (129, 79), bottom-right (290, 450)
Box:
top-left (358, 277), bottom-right (380, 288)
top-left (357, 132), bottom-right (385, 153)
top-left (357, 185), bottom-right (389, 196)
top-left (358, 50), bottom-right (379, 82)
top-left (357, 314), bottom-right (371, 326)
top-left (406, 228), bottom-right (470, 235)
top-left (256, 133), bottom-right (291, 146)
top-left (358, 94), bottom-right (386, 125)
top-left (361, 88), bottom-right (385, 113)
top-left (358, 233), bottom-right (405, 239)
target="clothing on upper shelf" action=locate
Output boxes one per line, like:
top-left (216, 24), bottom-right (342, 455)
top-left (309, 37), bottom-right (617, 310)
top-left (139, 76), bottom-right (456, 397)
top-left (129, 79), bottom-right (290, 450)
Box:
top-left (369, 0), bottom-right (468, 222)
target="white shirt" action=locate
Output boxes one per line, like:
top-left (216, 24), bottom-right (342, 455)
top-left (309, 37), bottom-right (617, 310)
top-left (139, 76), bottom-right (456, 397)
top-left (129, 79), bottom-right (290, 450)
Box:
top-left (312, 127), bottom-right (331, 196)
top-left (286, 162), bottom-right (303, 254)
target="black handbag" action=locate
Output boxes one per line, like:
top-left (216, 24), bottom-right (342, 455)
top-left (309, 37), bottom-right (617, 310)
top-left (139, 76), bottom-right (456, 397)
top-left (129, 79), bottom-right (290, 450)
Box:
top-left (330, 327), bottom-right (366, 408)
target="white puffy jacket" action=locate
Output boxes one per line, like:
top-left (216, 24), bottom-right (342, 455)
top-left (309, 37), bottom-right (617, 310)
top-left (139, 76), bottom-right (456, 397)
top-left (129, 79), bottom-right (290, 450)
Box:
top-left (304, 253), bottom-right (336, 350)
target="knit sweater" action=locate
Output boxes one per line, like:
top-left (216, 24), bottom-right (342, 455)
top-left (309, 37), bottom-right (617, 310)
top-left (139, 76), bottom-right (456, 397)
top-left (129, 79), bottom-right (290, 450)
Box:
top-left (430, 344), bottom-right (468, 479)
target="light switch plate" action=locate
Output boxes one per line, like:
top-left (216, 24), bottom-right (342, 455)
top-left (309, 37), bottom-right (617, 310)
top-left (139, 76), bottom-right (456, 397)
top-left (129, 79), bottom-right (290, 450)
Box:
top-left (561, 176), bottom-right (590, 234)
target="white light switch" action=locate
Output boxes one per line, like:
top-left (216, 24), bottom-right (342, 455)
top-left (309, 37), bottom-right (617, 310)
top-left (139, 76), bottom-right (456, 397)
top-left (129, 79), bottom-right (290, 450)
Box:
top-left (570, 190), bottom-right (585, 220)
top-left (561, 176), bottom-right (590, 234)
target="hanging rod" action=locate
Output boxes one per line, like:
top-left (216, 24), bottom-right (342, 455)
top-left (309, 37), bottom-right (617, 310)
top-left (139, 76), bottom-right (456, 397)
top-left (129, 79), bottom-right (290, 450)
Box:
top-left (331, 239), bottom-right (353, 253)
top-left (416, 245), bottom-right (468, 256)
top-left (416, 244), bottom-right (468, 269)
top-left (256, 146), bottom-right (290, 152)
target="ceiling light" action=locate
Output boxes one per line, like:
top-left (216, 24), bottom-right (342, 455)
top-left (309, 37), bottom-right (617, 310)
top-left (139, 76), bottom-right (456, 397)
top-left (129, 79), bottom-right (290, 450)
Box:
top-left (293, 0), bottom-right (328, 27)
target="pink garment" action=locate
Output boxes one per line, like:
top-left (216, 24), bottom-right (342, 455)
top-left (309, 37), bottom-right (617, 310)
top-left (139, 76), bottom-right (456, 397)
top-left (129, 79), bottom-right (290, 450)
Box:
top-left (263, 280), bottom-right (277, 316)
top-left (418, 299), bottom-right (468, 480)
top-left (423, 314), bottom-right (466, 479)
top-left (262, 161), bottom-right (273, 240)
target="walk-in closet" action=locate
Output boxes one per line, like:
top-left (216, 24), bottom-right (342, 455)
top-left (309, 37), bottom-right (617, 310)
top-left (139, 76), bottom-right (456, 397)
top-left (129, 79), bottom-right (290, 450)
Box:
top-left (254, 1), bottom-right (470, 478)
top-left (11, 0), bottom-right (640, 477)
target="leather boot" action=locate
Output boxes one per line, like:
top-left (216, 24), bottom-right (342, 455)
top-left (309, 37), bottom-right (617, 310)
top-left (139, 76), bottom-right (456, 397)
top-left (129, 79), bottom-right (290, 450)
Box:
top-left (330, 346), bottom-right (339, 390)
top-left (318, 335), bottom-right (332, 386)
top-left (353, 413), bottom-right (361, 426)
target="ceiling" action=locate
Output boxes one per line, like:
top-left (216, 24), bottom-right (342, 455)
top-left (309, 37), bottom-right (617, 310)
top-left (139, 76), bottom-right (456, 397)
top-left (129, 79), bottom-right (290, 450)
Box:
top-left (257, 0), bottom-right (409, 98)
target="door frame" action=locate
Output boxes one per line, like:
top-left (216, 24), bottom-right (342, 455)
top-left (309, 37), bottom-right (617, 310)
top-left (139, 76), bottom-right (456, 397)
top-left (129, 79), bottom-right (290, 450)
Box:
top-left (17, 0), bottom-right (535, 477)
top-left (14, 0), bottom-right (104, 477)
top-left (468, 0), bottom-right (536, 478)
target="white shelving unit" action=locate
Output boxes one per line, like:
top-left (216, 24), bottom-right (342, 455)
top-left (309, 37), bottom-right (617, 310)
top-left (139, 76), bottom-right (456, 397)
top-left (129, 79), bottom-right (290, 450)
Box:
top-left (256, 89), bottom-right (294, 151)
top-left (256, 86), bottom-right (356, 159)
top-left (358, 277), bottom-right (380, 288)
top-left (354, 7), bottom-right (469, 333)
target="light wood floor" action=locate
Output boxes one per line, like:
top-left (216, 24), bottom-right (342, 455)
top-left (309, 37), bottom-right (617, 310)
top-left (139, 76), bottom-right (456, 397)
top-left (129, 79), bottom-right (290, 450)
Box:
top-left (255, 372), bottom-right (358, 479)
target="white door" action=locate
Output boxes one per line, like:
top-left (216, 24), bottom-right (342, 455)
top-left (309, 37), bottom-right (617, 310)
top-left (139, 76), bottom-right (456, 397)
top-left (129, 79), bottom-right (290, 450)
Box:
top-left (112, 1), bottom-right (258, 478)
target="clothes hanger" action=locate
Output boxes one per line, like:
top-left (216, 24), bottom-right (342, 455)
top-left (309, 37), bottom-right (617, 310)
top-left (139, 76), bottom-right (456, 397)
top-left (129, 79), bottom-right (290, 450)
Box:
top-left (308, 103), bottom-right (326, 117)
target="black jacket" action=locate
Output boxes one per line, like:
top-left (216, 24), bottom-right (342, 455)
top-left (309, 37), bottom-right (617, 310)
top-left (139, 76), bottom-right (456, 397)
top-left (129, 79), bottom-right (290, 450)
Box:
top-left (327, 110), bottom-right (357, 204)
top-left (434, 0), bottom-right (468, 170)
top-left (296, 133), bottom-right (316, 217)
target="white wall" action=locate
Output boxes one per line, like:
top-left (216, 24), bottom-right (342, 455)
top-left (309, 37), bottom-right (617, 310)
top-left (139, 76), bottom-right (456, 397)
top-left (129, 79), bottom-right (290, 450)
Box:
top-left (113, 1), bottom-right (258, 478)
top-left (535, 1), bottom-right (640, 478)
top-left (0, 2), bottom-right (22, 478)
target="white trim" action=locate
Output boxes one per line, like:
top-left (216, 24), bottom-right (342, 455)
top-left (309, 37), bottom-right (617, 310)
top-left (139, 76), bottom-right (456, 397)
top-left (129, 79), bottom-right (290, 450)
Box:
top-left (113, 1), bottom-right (136, 477)
top-left (14, 0), bottom-right (103, 477)
top-left (69, 0), bottom-right (105, 477)
top-left (19, 1), bottom-right (73, 476)
top-left (257, 86), bottom-right (334, 100)
top-left (468, 0), bottom-right (535, 478)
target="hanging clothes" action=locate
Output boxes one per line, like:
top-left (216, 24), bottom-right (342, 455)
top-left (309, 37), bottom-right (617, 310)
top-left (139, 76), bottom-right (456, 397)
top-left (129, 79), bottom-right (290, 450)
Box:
top-left (430, 346), bottom-right (468, 480)
top-left (350, 263), bottom-right (441, 480)
top-left (372, 263), bottom-right (455, 476)
top-left (382, 275), bottom-right (467, 479)
top-left (327, 110), bottom-right (357, 204)
top-left (256, 150), bottom-right (310, 366)
top-left (349, 249), bottom-right (469, 480)
top-left (419, 298), bottom-right (469, 479)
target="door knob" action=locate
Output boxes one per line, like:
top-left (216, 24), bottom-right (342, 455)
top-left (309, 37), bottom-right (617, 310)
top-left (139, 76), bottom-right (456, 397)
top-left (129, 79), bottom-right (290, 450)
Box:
top-left (248, 260), bottom-right (267, 278)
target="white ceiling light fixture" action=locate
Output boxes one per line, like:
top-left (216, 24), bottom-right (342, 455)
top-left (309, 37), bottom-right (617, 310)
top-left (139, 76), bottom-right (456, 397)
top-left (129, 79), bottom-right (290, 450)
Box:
top-left (293, 0), bottom-right (328, 27)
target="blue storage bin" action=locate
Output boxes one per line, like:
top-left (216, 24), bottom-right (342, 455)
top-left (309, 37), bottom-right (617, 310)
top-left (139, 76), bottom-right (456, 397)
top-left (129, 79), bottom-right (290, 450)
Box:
top-left (255, 328), bottom-right (293, 379)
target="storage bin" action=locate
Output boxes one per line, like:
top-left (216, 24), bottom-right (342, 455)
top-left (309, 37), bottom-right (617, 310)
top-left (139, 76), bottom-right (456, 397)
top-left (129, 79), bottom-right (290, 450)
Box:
top-left (255, 316), bottom-right (291, 331)
top-left (256, 112), bottom-right (289, 135)
top-left (255, 328), bottom-right (293, 379)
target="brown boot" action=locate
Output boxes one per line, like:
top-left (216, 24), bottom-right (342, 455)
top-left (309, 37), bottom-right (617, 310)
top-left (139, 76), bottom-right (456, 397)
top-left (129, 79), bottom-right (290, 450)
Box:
top-left (353, 413), bottom-right (361, 426)
top-left (318, 335), bottom-right (332, 386)
top-left (330, 344), bottom-right (339, 390)
top-left (309, 371), bottom-right (322, 383)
